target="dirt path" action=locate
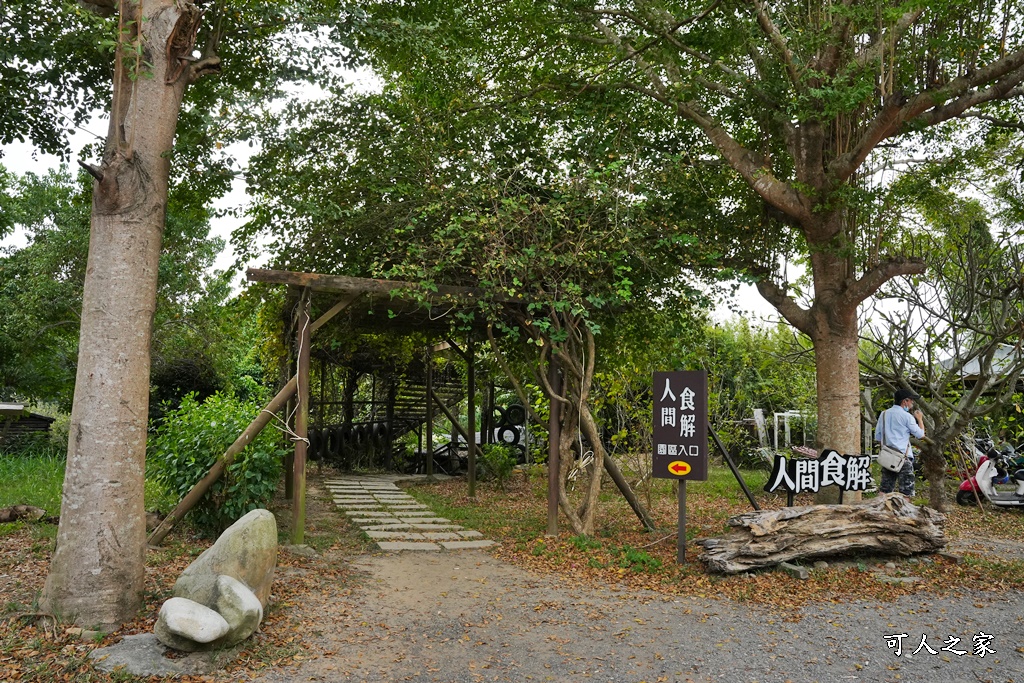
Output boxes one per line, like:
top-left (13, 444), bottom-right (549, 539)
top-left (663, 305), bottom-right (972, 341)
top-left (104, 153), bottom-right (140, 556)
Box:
top-left (252, 549), bottom-right (1024, 683)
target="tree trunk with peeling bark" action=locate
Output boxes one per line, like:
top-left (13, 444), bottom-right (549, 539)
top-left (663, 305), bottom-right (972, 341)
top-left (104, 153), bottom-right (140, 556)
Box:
top-left (42, 0), bottom-right (211, 629)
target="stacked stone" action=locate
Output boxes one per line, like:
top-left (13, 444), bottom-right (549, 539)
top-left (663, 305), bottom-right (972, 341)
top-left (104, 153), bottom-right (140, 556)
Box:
top-left (326, 475), bottom-right (495, 551)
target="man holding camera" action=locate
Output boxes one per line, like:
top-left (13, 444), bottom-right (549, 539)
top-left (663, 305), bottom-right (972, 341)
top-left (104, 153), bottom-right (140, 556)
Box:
top-left (874, 388), bottom-right (926, 497)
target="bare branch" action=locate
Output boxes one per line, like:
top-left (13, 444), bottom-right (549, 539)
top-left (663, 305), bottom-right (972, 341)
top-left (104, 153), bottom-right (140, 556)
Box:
top-left (748, 0), bottom-right (801, 91)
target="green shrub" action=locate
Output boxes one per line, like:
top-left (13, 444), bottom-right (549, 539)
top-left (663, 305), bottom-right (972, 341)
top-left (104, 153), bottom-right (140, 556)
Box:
top-left (480, 443), bottom-right (517, 490)
top-left (148, 392), bottom-right (285, 537)
top-left (617, 545), bottom-right (662, 573)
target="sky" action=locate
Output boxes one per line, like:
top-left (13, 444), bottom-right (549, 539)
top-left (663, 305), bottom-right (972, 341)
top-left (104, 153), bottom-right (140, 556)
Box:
top-left (0, 102), bottom-right (777, 323)
top-left (2, 115), bottom-right (252, 278)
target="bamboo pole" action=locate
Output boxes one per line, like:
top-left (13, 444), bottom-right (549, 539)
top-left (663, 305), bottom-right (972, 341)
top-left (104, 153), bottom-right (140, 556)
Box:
top-left (147, 376), bottom-right (298, 546)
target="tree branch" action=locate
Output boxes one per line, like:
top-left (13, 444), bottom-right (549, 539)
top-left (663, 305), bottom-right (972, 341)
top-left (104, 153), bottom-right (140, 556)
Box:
top-left (754, 277), bottom-right (812, 334)
top-left (837, 256), bottom-right (927, 311)
top-left (851, 8), bottom-right (926, 70)
top-left (748, 0), bottom-right (801, 91)
top-left (832, 50), bottom-right (1024, 182)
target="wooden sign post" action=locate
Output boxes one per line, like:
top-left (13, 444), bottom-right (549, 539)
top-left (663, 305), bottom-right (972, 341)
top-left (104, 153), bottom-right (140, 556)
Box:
top-left (652, 371), bottom-right (708, 563)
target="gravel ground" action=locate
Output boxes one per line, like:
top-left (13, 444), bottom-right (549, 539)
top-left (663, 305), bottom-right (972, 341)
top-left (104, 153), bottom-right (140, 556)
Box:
top-left (252, 550), bottom-right (1024, 683)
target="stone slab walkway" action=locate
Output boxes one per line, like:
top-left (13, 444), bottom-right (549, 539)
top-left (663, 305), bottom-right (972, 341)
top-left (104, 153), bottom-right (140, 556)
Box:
top-left (325, 475), bottom-right (495, 552)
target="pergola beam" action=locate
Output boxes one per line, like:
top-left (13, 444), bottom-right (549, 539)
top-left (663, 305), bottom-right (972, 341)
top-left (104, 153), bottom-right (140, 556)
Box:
top-left (248, 268), bottom-right (508, 302)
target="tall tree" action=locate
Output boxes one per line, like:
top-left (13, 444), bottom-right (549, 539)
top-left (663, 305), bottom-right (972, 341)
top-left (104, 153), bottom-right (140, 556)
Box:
top-left (354, 0), bottom-right (1024, 494)
top-left (862, 196), bottom-right (1024, 511)
top-left (39, 0), bottom-right (221, 628)
top-left (14, 0), bottom-right (355, 627)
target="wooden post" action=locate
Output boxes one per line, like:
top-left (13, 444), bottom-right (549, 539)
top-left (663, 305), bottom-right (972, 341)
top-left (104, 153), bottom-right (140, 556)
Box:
top-left (430, 389), bottom-right (483, 461)
top-left (425, 346), bottom-right (434, 476)
top-left (292, 289), bottom-right (311, 545)
top-left (678, 480), bottom-right (687, 564)
top-left (284, 366), bottom-right (296, 498)
top-left (546, 363), bottom-right (561, 537)
top-left (467, 337), bottom-right (477, 498)
top-left (385, 382), bottom-right (396, 470)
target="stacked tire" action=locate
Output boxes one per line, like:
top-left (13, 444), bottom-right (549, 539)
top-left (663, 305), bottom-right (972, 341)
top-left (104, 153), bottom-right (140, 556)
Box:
top-left (493, 403), bottom-right (528, 464)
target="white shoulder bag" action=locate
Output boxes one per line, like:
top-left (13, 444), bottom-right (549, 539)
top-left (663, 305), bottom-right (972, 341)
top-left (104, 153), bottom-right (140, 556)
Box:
top-left (877, 410), bottom-right (910, 473)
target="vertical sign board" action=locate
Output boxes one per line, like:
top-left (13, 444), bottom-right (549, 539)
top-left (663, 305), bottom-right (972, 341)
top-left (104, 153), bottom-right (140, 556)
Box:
top-left (652, 371), bottom-right (709, 481)
top-left (653, 370), bottom-right (708, 565)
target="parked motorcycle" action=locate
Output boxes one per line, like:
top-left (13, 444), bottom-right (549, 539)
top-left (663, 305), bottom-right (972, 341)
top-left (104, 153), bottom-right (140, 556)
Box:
top-left (956, 444), bottom-right (1024, 507)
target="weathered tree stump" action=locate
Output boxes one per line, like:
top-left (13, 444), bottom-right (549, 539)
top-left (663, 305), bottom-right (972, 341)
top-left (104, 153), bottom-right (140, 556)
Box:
top-left (696, 494), bottom-right (945, 574)
top-left (0, 505), bottom-right (47, 523)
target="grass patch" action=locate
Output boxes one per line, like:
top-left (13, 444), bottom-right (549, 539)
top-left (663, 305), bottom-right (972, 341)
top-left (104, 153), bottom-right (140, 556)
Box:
top-left (0, 443), bottom-right (65, 515)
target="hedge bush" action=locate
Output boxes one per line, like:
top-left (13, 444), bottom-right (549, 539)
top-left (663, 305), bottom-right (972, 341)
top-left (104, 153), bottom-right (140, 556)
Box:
top-left (148, 392), bottom-right (285, 537)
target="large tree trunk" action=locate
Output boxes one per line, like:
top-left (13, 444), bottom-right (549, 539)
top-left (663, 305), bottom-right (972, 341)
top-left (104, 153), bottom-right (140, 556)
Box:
top-left (810, 321), bottom-right (862, 503)
top-left (42, 0), bottom-right (201, 629)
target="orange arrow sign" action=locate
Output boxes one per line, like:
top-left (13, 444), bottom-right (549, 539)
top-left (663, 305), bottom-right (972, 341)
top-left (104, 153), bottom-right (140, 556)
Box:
top-left (668, 460), bottom-right (691, 476)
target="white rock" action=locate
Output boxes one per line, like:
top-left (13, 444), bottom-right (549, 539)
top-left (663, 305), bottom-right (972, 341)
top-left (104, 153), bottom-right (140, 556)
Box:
top-left (213, 575), bottom-right (263, 647)
top-left (155, 598), bottom-right (230, 645)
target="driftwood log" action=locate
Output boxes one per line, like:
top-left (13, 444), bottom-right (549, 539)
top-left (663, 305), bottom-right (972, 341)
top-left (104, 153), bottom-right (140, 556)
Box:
top-left (0, 505), bottom-right (47, 523)
top-left (696, 494), bottom-right (946, 574)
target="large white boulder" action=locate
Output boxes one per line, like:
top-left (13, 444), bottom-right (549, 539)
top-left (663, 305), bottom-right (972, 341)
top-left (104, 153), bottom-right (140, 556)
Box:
top-left (154, 598), bottom-right (230, 650)
top-left (174, 509), bottom-right (277, 608)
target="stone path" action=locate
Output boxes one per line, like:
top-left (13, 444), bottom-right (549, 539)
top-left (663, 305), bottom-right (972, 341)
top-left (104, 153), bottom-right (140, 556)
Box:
top-left (324, 475), bottom-right (496, 551)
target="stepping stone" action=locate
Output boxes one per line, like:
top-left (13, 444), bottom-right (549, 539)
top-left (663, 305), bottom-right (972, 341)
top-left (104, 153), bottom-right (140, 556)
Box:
top-left (421, 532), bottom-right (462, 540)
top-left (337, 505), bottom-right (384, 511)
top-left (365, 531), bottom-right (426, 540)
top-left (387, 505), bottom-right (429, 510)
top-left (342, 511), bottom-right (394, 518)
top-left (399, 517), bottom-right (450, 524)
top-left (389, 510), bottom-right (434, 517)
top-left (360, 524), bottom-right (414, 531)
top-left (409, 524), bottom-right (463, 531)
top-left (440, 540), bottom-right (496, 550)
top-left (376, 541), bottom-right (441, 551)
top-left (458, 530), bottom-right (484, 538)
top-left (351, 519), bottom-right (406, 526)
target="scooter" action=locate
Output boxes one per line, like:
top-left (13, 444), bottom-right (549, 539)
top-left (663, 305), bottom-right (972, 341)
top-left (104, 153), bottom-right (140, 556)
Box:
top-left (956, 446), bottom-right (1024, 507)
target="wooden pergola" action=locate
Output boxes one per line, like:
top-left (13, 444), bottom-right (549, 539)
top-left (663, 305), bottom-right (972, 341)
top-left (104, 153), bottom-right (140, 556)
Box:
top-left (148, 269), bottom-right (564, 546)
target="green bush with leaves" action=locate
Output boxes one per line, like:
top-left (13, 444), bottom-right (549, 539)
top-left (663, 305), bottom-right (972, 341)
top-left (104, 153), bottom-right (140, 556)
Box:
top-left (479, 443), bottom-right (517, 490)
top-left (148, 392), bottom-right (285, 537)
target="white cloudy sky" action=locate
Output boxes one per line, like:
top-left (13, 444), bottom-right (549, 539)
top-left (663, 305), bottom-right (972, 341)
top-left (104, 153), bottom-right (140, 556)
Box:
top-left (0, 101), bottom-right (775, 322)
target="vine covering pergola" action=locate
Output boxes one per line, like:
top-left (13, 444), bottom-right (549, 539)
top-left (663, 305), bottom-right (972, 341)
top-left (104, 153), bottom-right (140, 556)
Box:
top-left (149, 268), bottom-right (561, 545)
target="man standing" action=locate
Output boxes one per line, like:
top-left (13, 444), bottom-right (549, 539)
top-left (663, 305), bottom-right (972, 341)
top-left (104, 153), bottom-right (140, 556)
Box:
top-left (875, 388), bottom-right (926, 497)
